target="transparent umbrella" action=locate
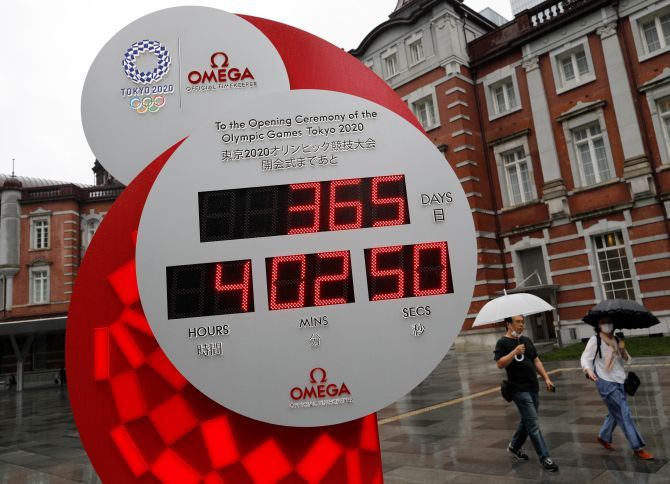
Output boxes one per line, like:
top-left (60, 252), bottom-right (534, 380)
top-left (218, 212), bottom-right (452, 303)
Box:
top-left (473, 290), bottom-right (554, 327)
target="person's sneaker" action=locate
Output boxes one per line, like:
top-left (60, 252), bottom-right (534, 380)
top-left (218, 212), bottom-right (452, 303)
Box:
top-left (507, 446), bottom-right (529, 460)
top-left (633, 449), bottom-right (654, 460)
top-left (596, 436), bottom-right (615, 450)
top-left (541, 458), bottom-right (559, 472)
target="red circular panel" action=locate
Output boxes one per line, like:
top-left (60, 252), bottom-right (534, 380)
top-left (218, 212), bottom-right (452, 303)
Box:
top-left (67, 15), bottom-right (420, 483)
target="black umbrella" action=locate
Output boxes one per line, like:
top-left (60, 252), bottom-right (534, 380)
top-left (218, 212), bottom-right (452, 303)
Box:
top-left (582, 299), bottom-right (661, 329)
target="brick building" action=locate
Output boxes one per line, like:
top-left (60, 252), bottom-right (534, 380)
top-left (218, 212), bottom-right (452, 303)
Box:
top-left (2, 0), bottom-right (670, 378)
top-left (0, 163), bottom-right (121, 389)
top-left (352, 0), bottom-right (670, 348)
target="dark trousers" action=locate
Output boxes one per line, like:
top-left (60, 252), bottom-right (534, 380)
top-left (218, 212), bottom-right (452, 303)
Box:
top-left (510, 391), bottom-right (550, 460)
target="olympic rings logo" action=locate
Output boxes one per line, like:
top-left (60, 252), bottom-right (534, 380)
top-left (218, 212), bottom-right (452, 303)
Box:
top-left (129, 96), bottom-right (166, 114)
top-left (123, 40), bottom-right (171, 85)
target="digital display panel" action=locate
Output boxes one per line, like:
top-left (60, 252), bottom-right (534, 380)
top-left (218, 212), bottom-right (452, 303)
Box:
top-left (137, 90), bottom-right (478, 427)
top-left (266, 250), bottom-right (354, 310)
top-left (364, 242), bottom-right (453, 301)
top-left (166, 260), bottom-right (253, 319)
top-left (199, 175), bottom-right (409, 242)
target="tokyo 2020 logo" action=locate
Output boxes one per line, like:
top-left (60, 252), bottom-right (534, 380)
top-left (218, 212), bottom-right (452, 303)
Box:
top-left (122, 40), bottom-right (171, 84)
top-left (129, 96), bottom-right (166, 114)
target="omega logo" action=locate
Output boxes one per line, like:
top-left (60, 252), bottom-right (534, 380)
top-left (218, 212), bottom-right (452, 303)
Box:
top-left (289, 368), bottom-right (351, 401)
top-left (187, 51), bottom-right (255, 84)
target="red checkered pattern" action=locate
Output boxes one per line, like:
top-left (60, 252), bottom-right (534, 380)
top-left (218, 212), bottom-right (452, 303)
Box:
top-left (67, 142), bottom-right (383, 483)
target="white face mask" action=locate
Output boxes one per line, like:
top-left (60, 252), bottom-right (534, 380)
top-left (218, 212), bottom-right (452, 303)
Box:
top-left (510, 329), bottom-right (521, 338)
top-left (600, 323), bottom-right (613, 334)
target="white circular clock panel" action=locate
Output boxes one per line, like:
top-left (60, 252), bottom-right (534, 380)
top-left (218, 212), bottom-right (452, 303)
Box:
top-left (136, 90), bottom-right (477, 427)
top-left (81, 6), bottom-right (289, 184)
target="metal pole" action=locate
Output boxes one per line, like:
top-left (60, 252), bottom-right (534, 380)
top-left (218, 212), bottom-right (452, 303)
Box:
top-left (9, 334), bottom-right (34, 392)
top-left (9, 335), bottom-right (23, 392)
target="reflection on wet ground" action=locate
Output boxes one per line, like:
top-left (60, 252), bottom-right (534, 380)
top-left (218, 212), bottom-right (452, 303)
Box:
top-left (0, 352), bottom-right (668, 483)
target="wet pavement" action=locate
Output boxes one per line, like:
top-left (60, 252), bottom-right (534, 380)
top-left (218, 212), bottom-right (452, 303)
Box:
top-left (0, 352), bottom-right (668, 483)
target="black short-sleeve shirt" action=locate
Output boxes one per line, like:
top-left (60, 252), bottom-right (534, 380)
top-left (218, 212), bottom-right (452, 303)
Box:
top-left (494, 336), bottom-right (539, 394)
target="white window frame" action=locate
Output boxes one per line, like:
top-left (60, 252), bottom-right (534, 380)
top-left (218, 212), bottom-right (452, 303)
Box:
top-left (29, 266), bottom-right (50, 305)
top-left (492, 135), bottom-right (537, 208)
top-left (572, 122), bottom-right (612, 186)
top-left (550, 37), bottom-right (596, 94)
top-left (30, 215), bottom-right (50, 250)
top-left (381, 47), bottom-right (399, 79)
top-left (411, 96), bottom-right (437, 131)
top-left (502, 147), bottom-right (535, 206)
top-left (483, 65), bottom-right (522, 121)
top-left (659, 97), bottom-right (670, 160)
top-left (491, 79), bottom-right (518, 115)
top-left (403, 85), bottom-right (440, 132)
top-left (82, 216), bottom-right (102, 251)
top-left (406, 32), bottom-right (425, 66)
top-left (583, 220), bottom-right (640, 303)
top-left (643, 76), bottom-right (670, 166)
top-left (561, 108), bottom-right (616, 189)
top-left (630, 1), bottom-right (670, 62)
top-left (592, 231), bottom-right (637, 301)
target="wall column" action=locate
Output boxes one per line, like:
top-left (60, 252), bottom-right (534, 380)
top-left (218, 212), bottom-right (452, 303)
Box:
top-left (597, 22), bottom-right (654, 198)
top-left (522, 56), bottom-right (568, 219)
top-left (9, 335), bottom-right (34, 392)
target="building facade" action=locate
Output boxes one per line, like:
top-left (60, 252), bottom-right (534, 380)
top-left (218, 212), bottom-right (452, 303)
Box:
top-left (3, 0), bottom-right (670, 379)
top-left (353, 0), bottom-right (670, 348)
top-left (0, 164), bottom-right (121, 388)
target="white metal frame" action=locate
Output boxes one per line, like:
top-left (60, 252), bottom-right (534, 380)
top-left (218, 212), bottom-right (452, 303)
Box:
top-left (30, 215), bottom-right (50, 250)
top-left (550, 37), bottom-right (596, 94)
top-left (492, 134), bottom-right (537, 207)
top-left (482, 64), bottom-right (522, 121)
top-left (406, 31), bottom-right (425, 66)
top-left (29, 265), bottom-right (50, 305)
top-left (630, 0), bottom-right (670, 61)
top-left (561, 108), bottom-right (616, 189)
top-left (381, 47), bottom-right (399, 79)
top-left (582, 219), bottom-right (641, 303)
top-left (403, 84), bottom-right (441, 131)
top-left (643, 76), bottom-right (670, 166)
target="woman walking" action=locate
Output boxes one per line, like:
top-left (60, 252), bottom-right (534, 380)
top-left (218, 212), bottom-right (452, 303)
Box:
top-left (580, 317), bottom-right (653, 460)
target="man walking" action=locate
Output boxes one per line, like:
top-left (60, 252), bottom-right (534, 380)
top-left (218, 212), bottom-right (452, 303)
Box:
top-left (494, 315), bottom-right (558, 472)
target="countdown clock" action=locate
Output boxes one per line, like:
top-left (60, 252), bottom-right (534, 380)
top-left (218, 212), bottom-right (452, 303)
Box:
top-left (136, 89), bottom-right (477, 427)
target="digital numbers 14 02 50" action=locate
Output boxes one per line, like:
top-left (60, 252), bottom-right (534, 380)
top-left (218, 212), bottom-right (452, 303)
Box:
top-left (165, 242), bottom-right (453, 318)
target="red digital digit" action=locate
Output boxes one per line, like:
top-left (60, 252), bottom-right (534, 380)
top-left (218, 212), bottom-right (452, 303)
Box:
top-left (372, 175), bottom-right (406, 227)
top-left (370, 246), bottom-right (405, 300)
top-left (413, 242), bottom-right (449, 296)
top-left (269, 255), bottom-right (306, 310)
top-left (314, 251), bottom-right (350, 306)
top-left (288, 182), bottom-right (321, 234)
top-left (214, 261), bottom-right (251, 312)
top-left (329, 178), bottom-right (363, 231)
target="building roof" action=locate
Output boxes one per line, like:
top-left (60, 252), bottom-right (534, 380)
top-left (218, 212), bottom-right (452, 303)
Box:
top-left (351, 0), bottom-right (496, 56)
top-left (467, 0), bottom-right (610, 67)
top-left (0, 174), bottom-right (90, 189)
